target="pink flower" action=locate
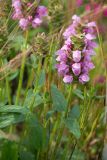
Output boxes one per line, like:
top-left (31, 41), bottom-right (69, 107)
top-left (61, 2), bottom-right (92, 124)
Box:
top-left (85, 4), bottom-right (91, 11)
top-left (85, 34), bottom-right (96, 40)
top-left (63, 75), bottom-right (73, 83)
top-left (56, 50), bottom-right (67, 62)
top-left (19, 18), bottom-right (29, 30)
top-left (56, 63), bottom-right (69, 76)
top-left (79, 74), bottom-right (90, 84)
top-left (103, 8), bottom-right (107, 17)
top-left (36, 6), bottom-right (48, 18)
top-left (73, 50), bottom-right (81, 62)
top-left (61, 45), bottom-right (71, 52)
top-left (87, 22), bottom-right (96, 27)
top-left (77, 0), bottom-right (83, 7)
top-left (28, 16), bottom-right (33, 21)
top-left (12, 0), bottom-right (21, 9)
top-left (72, 15), bottom-right (81, 24)
top-left (65, 38), bottom-right (72, 47)
top-left (72, 63), bottom-right (81, 76)
top-left (32, 17), bottom-right (42, 28)
top-left (63, 25), bottom-right (76, 39)
top-left (12, 11), bottom-right (23, 20)
top-left (94, 75), bottom-right (106, 84)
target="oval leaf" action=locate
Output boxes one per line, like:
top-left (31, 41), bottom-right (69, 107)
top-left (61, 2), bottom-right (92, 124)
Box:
top-left (51, 84), bottom-right (67, 112)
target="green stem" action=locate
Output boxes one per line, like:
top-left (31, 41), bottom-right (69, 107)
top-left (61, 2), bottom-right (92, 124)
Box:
top-left (22, 69), bottom-right (34, 106)
top-left (48, 113), bottom-right (61, 150)
top-left (51, 126), bottom-right (64, 160)
top-left (68, 141), bottom-right (77, 160)
top-left (15, 31), bottom-right (28, 105)
top-left (6, 77), bottom-right (11, 105)
top-left (15, 51), bottom-right (26, 105)
top-left (65, 85), bottom-right (73, 117)
top-left (61, 135), bottom-right (73, 160)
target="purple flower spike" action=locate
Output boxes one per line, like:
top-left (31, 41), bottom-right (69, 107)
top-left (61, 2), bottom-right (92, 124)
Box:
top-left (63, 75), bottom-right (73, 83)
top-left (12, 0), bottom-right (47, 30)
top-left (55, 15), bottom-right (97, 84)
top-left (73, 50), bottom-right (81, 62)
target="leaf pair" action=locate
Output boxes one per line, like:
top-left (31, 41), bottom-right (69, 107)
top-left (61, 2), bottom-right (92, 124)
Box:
top-left (0, 105), bottom-right (28, 129)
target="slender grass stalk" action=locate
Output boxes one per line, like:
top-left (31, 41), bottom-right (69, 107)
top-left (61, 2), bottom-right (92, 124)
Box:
top-left (96, 26), bottom-right (107, 156)
top-left (6, 77), bottom-right (11, 105)
top-left (61, 135), bottom-right (73, 160)
top-left (47, 113), bottom-right (61, 158)
top-left (22, 68), bottom-right (35, 106)
top-left (85, 113), bottom-right (101, 144)
top-left (15, 30), bottom-right (28, 105)
top-left (68, 141), bottom-right (77, 160)
top-left (0, 58), bottom-right (11, 104)
top-left (65, 85), bottom-right (73, 117)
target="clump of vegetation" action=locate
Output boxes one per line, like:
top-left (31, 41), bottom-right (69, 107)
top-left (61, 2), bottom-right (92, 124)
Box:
top-left (0, 0), bottom-right (106, 160)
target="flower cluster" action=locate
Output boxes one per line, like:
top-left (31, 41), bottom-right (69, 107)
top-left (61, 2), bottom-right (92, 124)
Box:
top-left (56, 15), bottom-right (97, 84)
top-left (77, 0), bottom-right (83, 7)
top-left (12, 0), bottom-right (47, 30)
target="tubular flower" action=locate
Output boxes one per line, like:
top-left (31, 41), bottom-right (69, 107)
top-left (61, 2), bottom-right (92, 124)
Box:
top-left (56, 15), bottom-right (97, 84)
top-left (12, 0), bottom-right (48, 30)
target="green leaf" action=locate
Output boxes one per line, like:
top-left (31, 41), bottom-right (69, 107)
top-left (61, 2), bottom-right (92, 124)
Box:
top-left (0, 105), bottom-right (29, 115)
top-left (73, 89), bottom-right (84, 100)
top-left (19, 151), bottom-right (35, 160)
top-left (65, 118), bottom-right (81, 139)
top-left (51, 84), bottom-right (67, 112)
top-left (0, 103), bottom-right (5, 107)
top-left (1, 141), bottom-right (18, 160)
top-left (38, 70), bottom-right (46, 87)
top-left (46, 110), bottom-right (55, 120)
top-left (30, 55), bottom-right (37, 69)
top-left (8, 70), bottom-right (19, 81)
top-left (72, 149), bottom-right (86, 160)
top-left (0, 114), bottom-right (25, 129)
top-left (65, 105), bottom-right (81, 139)
top-left (95, 95), bottom-right (105, 99)
top-left (11, 35), bottom-right (25, 51)
top-left (69, 105), bottom-right (80, 119)
top-left (24, 89), bottom-right (43, 108)
top-left (26, 115), bottom-right (47, 150)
